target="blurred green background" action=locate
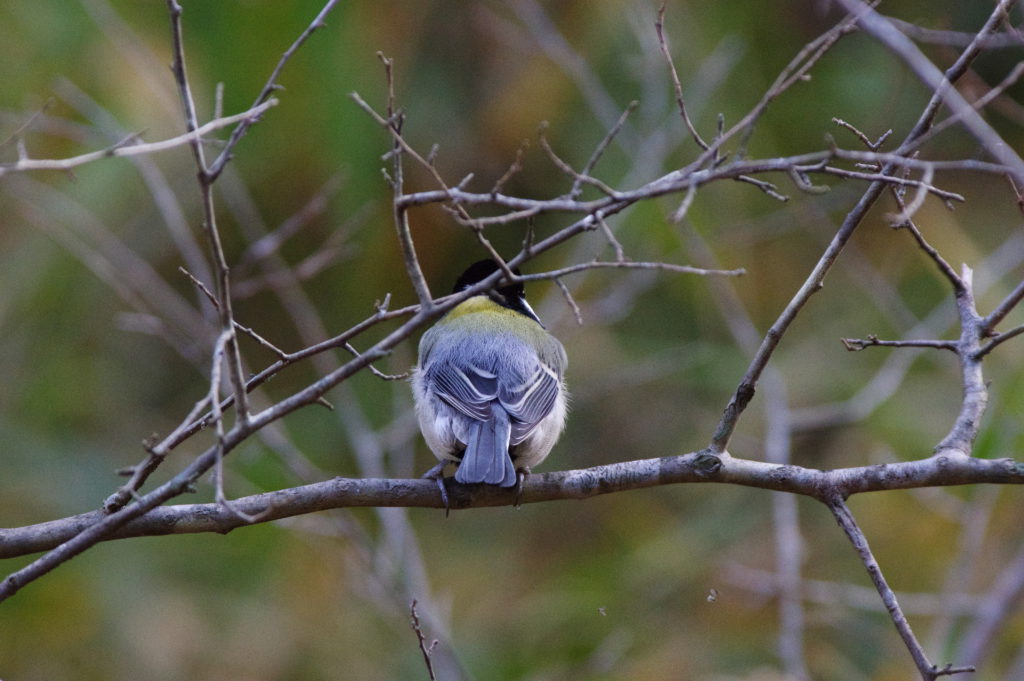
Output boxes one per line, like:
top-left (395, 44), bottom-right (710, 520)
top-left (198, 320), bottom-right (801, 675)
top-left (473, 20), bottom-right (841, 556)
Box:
top-left (2, 1), bottom-right (1024, 679)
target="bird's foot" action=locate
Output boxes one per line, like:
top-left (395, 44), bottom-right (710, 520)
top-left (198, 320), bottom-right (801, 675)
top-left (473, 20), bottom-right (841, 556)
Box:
top-left (421, 461), bottom-right (451, 516)
top-left (513, 466), bottom-right (531, 509)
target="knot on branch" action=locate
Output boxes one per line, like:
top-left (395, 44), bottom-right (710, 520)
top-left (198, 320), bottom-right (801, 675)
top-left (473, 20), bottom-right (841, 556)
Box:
top-left (694, 450), bottom-right (723, 477)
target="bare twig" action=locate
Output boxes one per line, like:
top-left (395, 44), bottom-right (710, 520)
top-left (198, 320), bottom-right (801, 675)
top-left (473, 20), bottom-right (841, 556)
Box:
top-left (343, 342), bottom-right (409, 381)
top-left (570, 101), bottom-right (638, 199)
top-left (179, 266), bottom-right (287, 359)
top-left (981, 278), bottom-right (1024, 335)
top-left (554, 278), bottom-right (584, 325)
top-left (410, 600), bottom-right (439, 681)
top-left (841, 335), bottom-right (959, 352)
top-left (827, 496), bottom-right (976, 680)
top-left (167, 0), bottom-right (250, 426)
top-left (976, 323), bottom-right (1024, 358)
top-left (836, 0), bottom-right (1024, 185)
top-left (656, 2), bottom-right (708, 151)
top-left (538, 122), bottom-right (621, 198)
top-left (205, 0), bottom-right (341, 180)
top-left (0, 101), bottom-right (277, 177)
top-left (596, 213), bottom-right (627, 262)
top-left (490, 140), bottom-right (528, 196)
top-left (708, 0), bottom-right (1011, 455)
top-left (515, 260), bottom-right (745, 281)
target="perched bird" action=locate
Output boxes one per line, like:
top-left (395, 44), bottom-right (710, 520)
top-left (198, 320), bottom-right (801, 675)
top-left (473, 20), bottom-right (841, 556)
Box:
top-left (413, 260), bottom-right (568, 491)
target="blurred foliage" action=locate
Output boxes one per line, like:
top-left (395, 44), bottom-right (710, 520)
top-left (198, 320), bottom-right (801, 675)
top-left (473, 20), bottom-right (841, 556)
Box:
top-left (2, 0), bottom-right (1024, 679)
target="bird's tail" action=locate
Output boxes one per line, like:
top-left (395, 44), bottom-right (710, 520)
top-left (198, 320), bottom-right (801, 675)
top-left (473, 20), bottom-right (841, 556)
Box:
top-left (456, 405), bottom-right (517, 487)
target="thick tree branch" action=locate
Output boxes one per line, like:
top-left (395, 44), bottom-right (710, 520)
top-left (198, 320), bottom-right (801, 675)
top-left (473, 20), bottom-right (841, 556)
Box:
top-left (4, 451), bottom-right (1022, 560)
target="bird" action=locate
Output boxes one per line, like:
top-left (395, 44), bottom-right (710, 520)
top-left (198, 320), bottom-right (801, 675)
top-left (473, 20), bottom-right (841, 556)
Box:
top-left (412, 259), bottom-right (568, 496)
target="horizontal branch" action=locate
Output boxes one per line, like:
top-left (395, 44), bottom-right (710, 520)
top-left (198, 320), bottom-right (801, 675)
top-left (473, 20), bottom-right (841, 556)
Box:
top-left (3, 451), bottom-right (1021, 559)
top-left (842, 335), bottom-right (959, 352)
top-left (392, 148), bottom-right (988, 229)
top-left (0, 99), bottom-right (278, 176)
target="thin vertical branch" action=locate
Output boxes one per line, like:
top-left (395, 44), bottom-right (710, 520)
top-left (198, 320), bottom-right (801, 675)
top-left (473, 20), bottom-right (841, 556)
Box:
top-left (410, 599), bottom-right (439, 681)
top-left (655, 2), bottom-right (709, 151)
top-left (166, 0), bottom-right (250, 423)
top-left (935, 266), bottom-right (988, 456)
top-left (765, 380), bottom-right (809, 680)
top-left (375, 54), bottom-right (433, 308)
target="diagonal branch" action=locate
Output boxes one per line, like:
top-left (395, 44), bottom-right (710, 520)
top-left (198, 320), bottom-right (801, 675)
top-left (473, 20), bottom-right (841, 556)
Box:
top-left (835, 0), bottom-right (1024, 185)
top-left (205, 0), bottom-right (341, 181)
top-left (827, 496), bottom-right (976, 680)
top-left (707, 0), bottom-right (1014, 454)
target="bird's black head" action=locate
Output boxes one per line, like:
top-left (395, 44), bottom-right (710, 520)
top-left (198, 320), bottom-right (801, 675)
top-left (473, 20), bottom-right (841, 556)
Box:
top-left (452, 259), bottom-right (539, 323)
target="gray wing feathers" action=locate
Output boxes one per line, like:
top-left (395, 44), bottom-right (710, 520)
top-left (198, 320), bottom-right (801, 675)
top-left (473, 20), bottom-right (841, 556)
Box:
top-left (432, 364), bottom-right (495, 421)
top-left (427, 360), bottom-right (559, 444)
top-left (501, 365), bottom-right (561, 445)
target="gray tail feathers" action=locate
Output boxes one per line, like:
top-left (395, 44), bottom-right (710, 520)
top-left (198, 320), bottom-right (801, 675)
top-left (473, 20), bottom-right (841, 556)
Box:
top-left (456, 404), bottom-right (517, 486)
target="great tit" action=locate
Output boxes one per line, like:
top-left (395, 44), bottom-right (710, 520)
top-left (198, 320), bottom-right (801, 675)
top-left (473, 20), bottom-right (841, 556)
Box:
top-left (413, 260), bottom-right (568, 489)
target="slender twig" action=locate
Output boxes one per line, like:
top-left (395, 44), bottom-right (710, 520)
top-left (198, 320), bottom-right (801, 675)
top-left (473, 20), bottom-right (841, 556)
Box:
top-left (836, 0), bottom-right (1024, 185)
top-left (981, 278), bottom-right (1024, 334)
top-left (554, 278), bottom-right (584, 325)
top-left (975, 323), bottom-right (1024, 358)
top-left (410, 600), bottom-right (439, 681)
top-left (656, 2), bottom-right (709, 151)
top-left (343, 342), bottom-right (409, 381)
top-left (841, 335), bottom-right (958, 352)
top-left (205, 0), bottom-right (341, 180)
top-left (490, 140), bottom-right (528, 196)
top-left (515, 260), bottom-right (744, 281)
top-left (596, 213), bottom-right (626, 262)
top-left (166, 1), bottom-right (250, 427)
top-left (570, 101), bottom-right (638, 200)
top-left (538, 123), bottom-right (621, 198)
top-left (0, 97), bottom-right (54, 150)
top-left (179, 266), bottom-right (288, 359)
top-left (904, 221), bottom-right (964, 289)
top-left (833, 117), bottom-right (889, 151)
top-left (0, 101), bottom-right (277, 177)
